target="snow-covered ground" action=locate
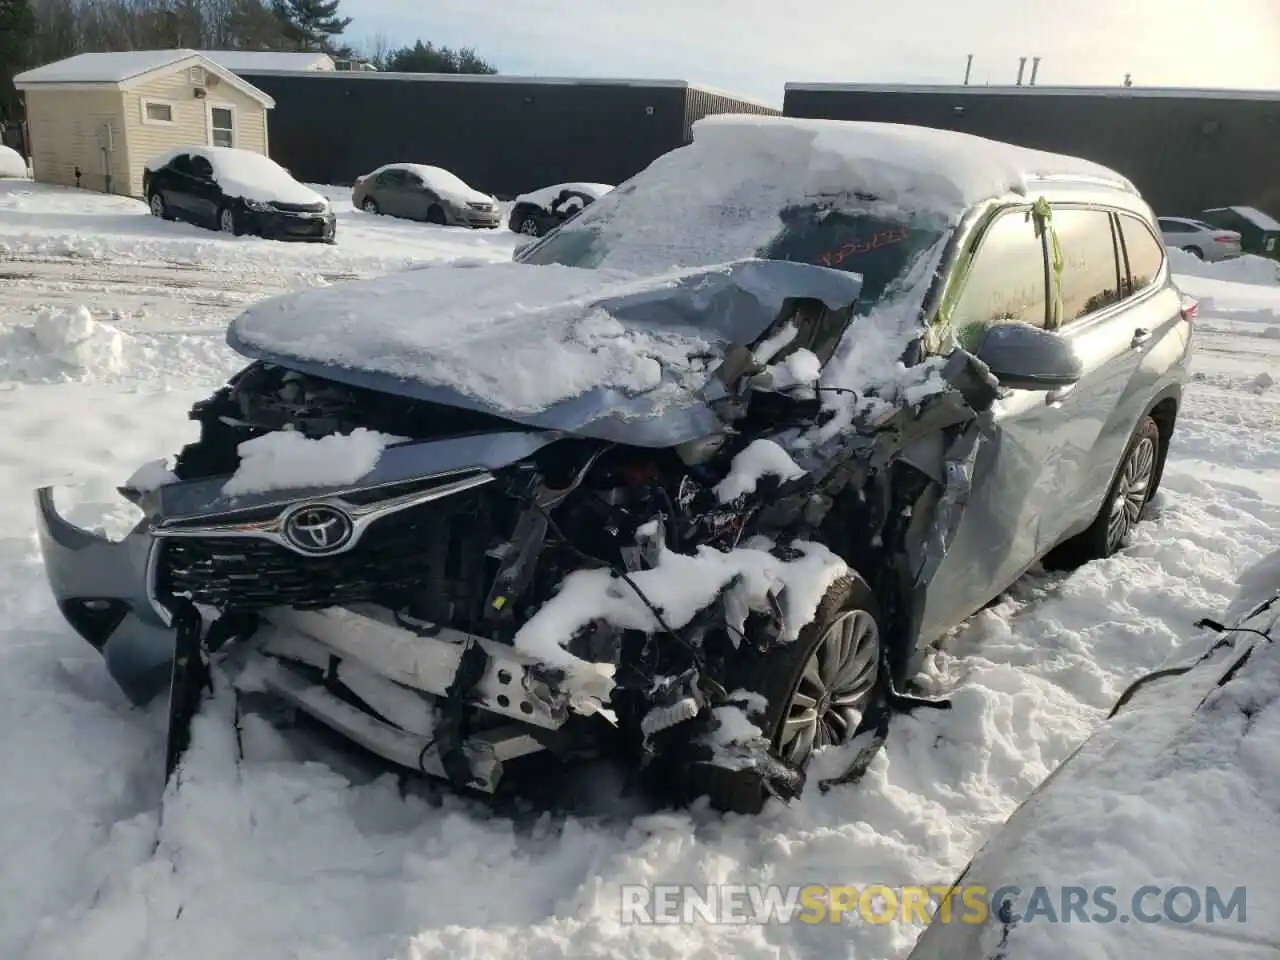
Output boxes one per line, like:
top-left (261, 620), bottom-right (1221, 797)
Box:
top-left (0, 180), bottom-right (1277, 959)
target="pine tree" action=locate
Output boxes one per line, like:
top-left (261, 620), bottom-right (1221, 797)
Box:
top-left (272, 0), bottom-right (352, 52)
top-left (0, 0), bottom-right (35, 124)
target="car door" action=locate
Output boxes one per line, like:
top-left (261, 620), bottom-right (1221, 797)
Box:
top-left (917, 204), bottom-right (1080, 643)
top-left (374, 169), bottom-right (411, 217)
top-left (1051, 210), bottom-right (1181, 537)
top-left (160, 153), bottom-right (197, 220)
top-left (399, 171), bottom-right (435, 221)
top-left (186, 153), bottom-right (223, 226)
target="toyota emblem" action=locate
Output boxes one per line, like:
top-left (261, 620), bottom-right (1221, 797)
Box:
top-left (282, 503), bottom-right (354, 555)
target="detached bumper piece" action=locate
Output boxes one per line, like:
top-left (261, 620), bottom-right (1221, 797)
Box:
top-left (242, 605), bottom-right (575, 793)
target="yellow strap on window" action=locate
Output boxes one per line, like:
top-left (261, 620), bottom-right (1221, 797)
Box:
top-left (1030, 196), bottom-right (1064, 328)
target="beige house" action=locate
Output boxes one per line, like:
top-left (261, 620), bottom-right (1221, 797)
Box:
top-left (13, 50), bottom-right (275, 198)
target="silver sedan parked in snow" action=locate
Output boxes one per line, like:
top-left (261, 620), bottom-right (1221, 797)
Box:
top-left (1157, 216), bottom-right (1242, 262)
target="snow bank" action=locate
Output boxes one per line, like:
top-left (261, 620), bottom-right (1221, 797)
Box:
top-left (221, 427), bottom-right (406, 496)
top-left (1168, 248), bottom-right (1280, 285)
top-left (0, 145), bottom-right (27, 179)
top-left (0, 305), bottom-right (130, 380)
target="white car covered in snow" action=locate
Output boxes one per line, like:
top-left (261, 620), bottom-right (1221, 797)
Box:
top-left (351, 163), bottom-right (501, 228)
top-left (908, 549), bottom-right (1280, 958)
top-left (507, 182), bottom-right (614, 237)
top-left (143, 146), bottom-right (336, 242)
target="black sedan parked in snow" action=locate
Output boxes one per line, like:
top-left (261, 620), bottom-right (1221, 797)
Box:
top-left (507, 182), bottom-right (614, 237)
top-left (143, 146), bottom-right (336, 243)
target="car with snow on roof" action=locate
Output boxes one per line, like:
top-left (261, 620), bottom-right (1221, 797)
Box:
top-left (34, 116), bottom-right (1194, 814)
top-left (907, 549), bottom-right (1280, 959)
top-left (144, 145), bottom-right (336, 243)
top-left (352, 162), bottom-right (501, 228)
top-left (508, 181), bottom-right (614, 237)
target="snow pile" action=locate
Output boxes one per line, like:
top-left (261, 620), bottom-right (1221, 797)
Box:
top-left (221, 427), bottom-right (406, 496)
top-left (714, 438), bottom-right (807, 503)
top-left (513, 538), bottom-right (850, 677)
top-left (145, 146), bottom-right (326, 207)
top-left (123, 458), bottom-right (178, 492)
top-left (513, 182), bottom-right (614, 211)
top-left (0, 145), bottom-right (27, 179)
top-left (0, 305), bottom-right (129, 381)
top-left (1167, 248), bottom-right (1280, 284)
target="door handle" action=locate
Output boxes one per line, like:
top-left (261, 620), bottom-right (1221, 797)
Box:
top-left (1130, 327), bottom-right (1151, 348)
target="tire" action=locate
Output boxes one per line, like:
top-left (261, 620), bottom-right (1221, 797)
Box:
top-left (518, 214), bottom-right (542, 237)
top-left (426, 204), bottom-right (447, 226)
top-left (361, 197), bottom-right (379, 215)
top-left (1044, 415), bottom-right (1162, 569)
top-left (147, 191), bottom-right (170, 220)
top-left (675, 574), bottom-right (883, 814)
top-left (218, 205), bottom-right (239, 236)
top-left (1182, 245), bottom-right (1205, 260)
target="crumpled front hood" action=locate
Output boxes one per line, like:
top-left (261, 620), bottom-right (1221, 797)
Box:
top-left (227, 258), bottom-right (863, 446)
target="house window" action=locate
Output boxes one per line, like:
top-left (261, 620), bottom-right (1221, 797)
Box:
top-left (209, 106), bottom-right (235, 148)
top-left (141, 100), bottom-right (174, 124)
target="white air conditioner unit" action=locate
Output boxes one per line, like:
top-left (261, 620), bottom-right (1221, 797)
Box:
top-left (188, 65), bottom-right (207, 85)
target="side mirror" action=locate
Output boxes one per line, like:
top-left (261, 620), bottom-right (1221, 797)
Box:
top-left (975, 321), bottom-right (1082, 390)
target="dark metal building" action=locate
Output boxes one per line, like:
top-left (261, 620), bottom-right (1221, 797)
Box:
top-left (783, 83), bottom-right (1280, 216)
top-left (235, 70), bottom-right (779, 196)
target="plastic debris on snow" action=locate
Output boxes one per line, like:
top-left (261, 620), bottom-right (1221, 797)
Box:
top-left (714, 438), bottom-right (807, 503)
top-left (123, 458), bottom-right (178, 492)
top-left (220, 427), bottom-right (407, 496)
top-left (512, 539), bottom-right (850, 717)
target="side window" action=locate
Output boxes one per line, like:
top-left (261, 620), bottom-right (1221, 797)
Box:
top-left (1052, 207), bottom-right (1123, 324)
top-left (950, 208), bottom-right (1048, 351)
top-left (380, 170), bottom-right (408, 188)
top-left (1158, 219), bottom-right (1189, 234)
top-left (1117, 214), bottom-right (1165, 297)
top-left (189, 155), bottom-right (214, 180)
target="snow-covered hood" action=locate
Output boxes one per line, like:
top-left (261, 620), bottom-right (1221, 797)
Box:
top-left (908, 553), bottom-right (1280, 960)
top-left (226, 258), bottom-right (863, 446)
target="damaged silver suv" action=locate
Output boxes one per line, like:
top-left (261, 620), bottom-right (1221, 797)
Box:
top-left (34, 117), bottom-right (1194, 813)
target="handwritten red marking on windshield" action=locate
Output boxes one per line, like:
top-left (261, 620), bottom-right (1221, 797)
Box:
top-left (817, 228), bottom-right (909, 268)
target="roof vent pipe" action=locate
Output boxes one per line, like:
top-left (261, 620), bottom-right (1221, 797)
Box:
top-left (1016, 56), bottom-right (1027, 86)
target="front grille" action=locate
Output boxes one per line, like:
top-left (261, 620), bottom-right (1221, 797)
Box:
top-left (466, 201), bottom-right (493, 211)
top-left (272, 200), bottom-right (327, 214)
top-left (155, 489), bottom-right (508, 621)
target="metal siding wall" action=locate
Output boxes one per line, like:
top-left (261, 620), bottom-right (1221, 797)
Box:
top-left (239, 72), bottom-right (689, 195)
top-left (782, 88), bottom-right (1280, 215)
top-left (681, 88), bottom-right (782, 142)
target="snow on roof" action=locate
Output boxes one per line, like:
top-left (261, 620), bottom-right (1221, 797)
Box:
top-left (12, 50), bottom-right (275, 107)
top-left (202, 50), bottom-right (334, 73)
top-left (514, 182), bottom-right (615, 210)
top-left (14, 50), bottom-right (194, 84)
top-left (145, 145), bottom-right (323, 206)
top-left (689, 115), bottom-right (1135, 208)
top-left (361, 163), bottom-right (490, 203)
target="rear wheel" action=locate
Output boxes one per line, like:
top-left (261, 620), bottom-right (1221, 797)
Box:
top-left (1182, 245), bottom-right (1205, 259)
top-left (1044, 415), bottom-right (1162, 569)
top-left (675, 574), bottom-right (883, 814)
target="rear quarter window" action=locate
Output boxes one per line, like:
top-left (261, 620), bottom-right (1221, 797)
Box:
top-left (1117, 214), bottom-right (1165, 297)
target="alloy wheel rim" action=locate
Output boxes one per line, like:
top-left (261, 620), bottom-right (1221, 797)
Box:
top-left (520, 217), bottom-right (540, 236)
top-left (363, 199), bottom-right (376, 213)
top-left (220, 211), bottom-right (235, 233)
top-left (149, 196), bottom-right (163, 216)
top-left (778, 610), bottom-right (879, 766)
top-left (1106, 436), bottom-right (1156, 552)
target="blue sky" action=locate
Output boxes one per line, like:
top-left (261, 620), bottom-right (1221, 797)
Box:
top-left (344, 0), bottom-right (1280, 105)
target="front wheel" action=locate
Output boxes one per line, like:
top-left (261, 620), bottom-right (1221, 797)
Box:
top-left (518, 214), bottom-right (542, 237)
top-left (361, 197), bottom-right (379, 214)
top-left (675, 574), bottom-right (883, 814)
top-left (218, 206), bottom-right (239, 236)
top-left (426, 204), bottom-right (447, 225)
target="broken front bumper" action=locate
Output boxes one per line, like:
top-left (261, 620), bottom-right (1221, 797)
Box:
top-left (34, 486), bottom-right (177, 705)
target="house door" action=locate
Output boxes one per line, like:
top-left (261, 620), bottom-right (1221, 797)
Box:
top-left (207, 104), bottom-right (236, 148)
